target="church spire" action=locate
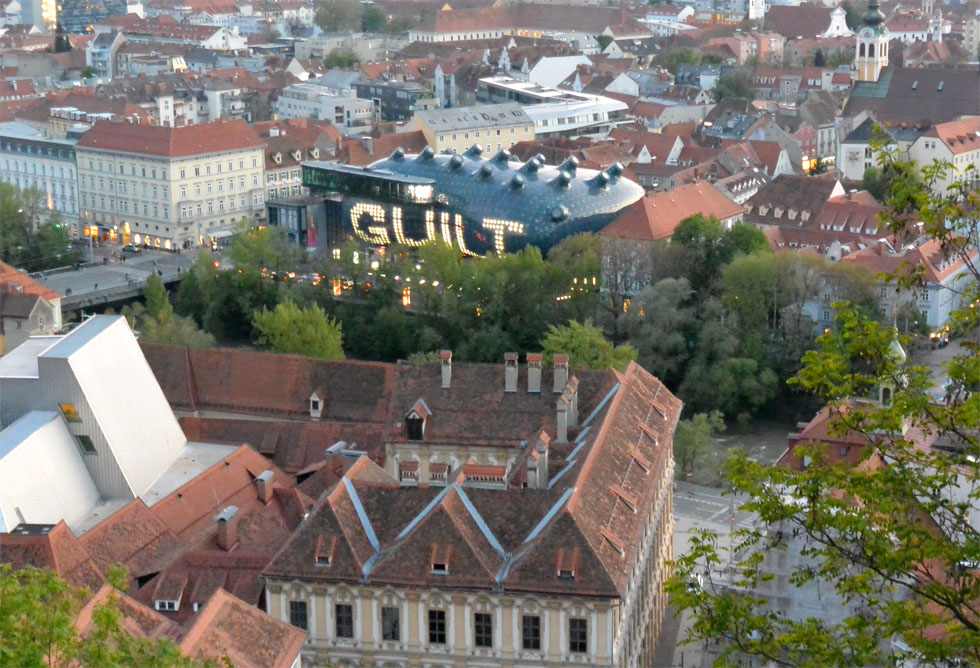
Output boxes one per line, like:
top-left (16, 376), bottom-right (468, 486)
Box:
top-left (863, 0), bottom-right (885, 29)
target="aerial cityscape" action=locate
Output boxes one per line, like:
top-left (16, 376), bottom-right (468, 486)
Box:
top-left (1, 0), bottom-right (980, 664)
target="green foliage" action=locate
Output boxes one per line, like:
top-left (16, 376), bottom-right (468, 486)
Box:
top-left (315, 0), bottom-right (361, 32)
top-left (712, 70), bottom-right (755, 102)
top-left (123, 276), bottom-right (214, 348)
top-left (228, 221), bottom-right (302, 277)
top-left (655, 47), bottom-right (701, 74)
top-left (827, 48), bottom-right (854, 68)
top-left (362, 6), bottom-right (387, 32)
top-left (670, 142), bottom-right (980, 667)
top-left (628, 277), bottom-right (697, 387)
top-left (253, 300), bottom-right (344, 360)
top-left (0, 184), bottom-right (81, 271)
top-left (808, 156), bottom-right (828, 175)
top-left (0, 564), bottom-right (211, 668)
top-left (81, 66), bottom-right (98, 79)
top-left (812, 48), bottom-right (826, 67)
top-left (541, 319), bottom-right (636, 371)
top-left (673, 410), bottom-right (726, 483)
top-left (596, 34), bottom-right (614, 50)
top-left (671, 215), bottom-right (768, 297)
top-left (323, 48), bottom-right (361, 69)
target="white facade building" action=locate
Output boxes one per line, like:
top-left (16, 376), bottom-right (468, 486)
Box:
top-left (477, 76), bottom-right (629, 138)
top-left (0, 316), bottom-right (240, 534)
top-left (276, 83), bottom-right (373, 132)
top-left (75, 119), bottom-right (266, 250)
top-left (0, 121), bottom-right (79, 221)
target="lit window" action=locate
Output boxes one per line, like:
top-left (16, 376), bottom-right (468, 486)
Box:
top-left (60, 403), bottom-right (82, 422)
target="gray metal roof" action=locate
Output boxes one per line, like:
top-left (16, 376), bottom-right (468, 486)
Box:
top-left (414, 103), bottom-right (532, 132)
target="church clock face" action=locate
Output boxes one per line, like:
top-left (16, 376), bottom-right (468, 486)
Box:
top-left (859, 27), bottom-right (875, 40)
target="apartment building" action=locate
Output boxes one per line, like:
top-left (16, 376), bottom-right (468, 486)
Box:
top-left (0, 121), bottom-right (80, 220)
top-left (74, 119), bottom-right (265, 250)
top-left (414, 103), bottom-right (535, 155)
top-left (262, 353), bottom-right (679, 668)
top-left (907, 116), bottom-right (980, 194)
top-left (276, 82), bottom-right (374, 133)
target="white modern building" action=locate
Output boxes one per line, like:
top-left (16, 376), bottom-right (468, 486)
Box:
top-left (0, 121), bottom-right (80, 221)
top-left (276, 82), bottom-right (374, 133)
top-left (0, 316), bottom-right (242, 534)
top-left (476, 76), bottom-right (629, 138)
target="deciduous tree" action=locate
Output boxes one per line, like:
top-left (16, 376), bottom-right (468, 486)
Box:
top-left (541, 319), bottom-right (636, 371)
top-left (253, 300), bottom-right (344, 360)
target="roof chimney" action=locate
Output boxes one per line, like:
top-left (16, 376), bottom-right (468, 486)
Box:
top-left (440, 350), bottom-right (452, 388)
top-left (564, 376), bottom-right (579, 428)
top-left (553, 354), bottom-right (569, 393)
top-left (504, 352), bottom-right (518, 392)
top-left (556, 395), bottom-right (569, 443)
top-left (215, 506), bottom-right (239, 551)
top-left (255, 470), bottom-right (274, 504)
top-left (526, 352), bottom-right (542, 393)
top-left (527, 430), bottom-right (550, 489)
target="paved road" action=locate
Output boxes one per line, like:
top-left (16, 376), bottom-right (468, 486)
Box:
top-left (36, 249), bottom-right (204, 304)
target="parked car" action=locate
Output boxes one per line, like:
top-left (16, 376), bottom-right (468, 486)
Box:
top-left (122, 245), bottom-right (140, 253)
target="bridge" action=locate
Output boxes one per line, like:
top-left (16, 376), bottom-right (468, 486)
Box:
top-left (33, 251), bottom-right (202, 313)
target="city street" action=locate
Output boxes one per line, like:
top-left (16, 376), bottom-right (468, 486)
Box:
top-left (38, 247), bottom-right (203, 306)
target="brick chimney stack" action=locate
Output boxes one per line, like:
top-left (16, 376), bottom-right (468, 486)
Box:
top-left (504, 352), bottom-right (518, 392)
top-left (566, 376), bottom-right (579, 427)
top-left (440, 350), bottom-right (452, 388)
top-left (526, 352), bottom-right (542, 393)
top-left (553, 354), bottom-right (569, 393)
top-left (215, 506), bottom-right (239, 551)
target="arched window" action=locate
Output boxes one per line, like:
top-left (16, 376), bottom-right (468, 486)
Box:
top-left (859, 43), bottom-right (866, 57)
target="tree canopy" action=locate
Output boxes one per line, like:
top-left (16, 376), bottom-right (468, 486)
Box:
top-left (253, 300), bottom-right (345, 360)
top-left (0, 184), bottom-right (81, 272)
top-left (0, 565), bottom-right (211, 668)
top-left (541, 319), bottom-right (636, 371)
top-left (669, 135), bottom-right (980, 666)
top-left (314, 0), bottom-right (361, 32)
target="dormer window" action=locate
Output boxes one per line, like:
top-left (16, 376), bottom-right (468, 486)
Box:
top-left (431, 544), bottom-right (452, 574)
top-left (293, 150), bottom-right (302, 161)
top-left (556, 548), bottom-right (579, 579)
top-left (315, 536), bottom-right (336, 567)
top-left (406, 415), bottom-right (424, 441)
top-left (311, 148), bottom-right (319, 159)
top-left (405, 399), bottom-right (431, 442)
top-left (309, 389), bottom-right (325, 419)
top-left (274, 152), bottom-right (282, 164)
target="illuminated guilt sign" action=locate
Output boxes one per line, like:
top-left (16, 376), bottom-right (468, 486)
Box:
top-left (348, 200), bottom-right (525, 256)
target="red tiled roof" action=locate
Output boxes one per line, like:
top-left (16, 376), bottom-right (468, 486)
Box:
top-left (76, 119), bottom-right (264, 158)
top-left (0, 261), bottom-right (62, 302)
top-left (601, 183), bottom-right (744, 242)
top-left (179, 589), bottom-right (306, 668)
top-left (764, 4), bottom-right (835, 39)
top-left (923, 116), bottom-right (980, 155)
top-left (0, 521), bottom-right (104, 591)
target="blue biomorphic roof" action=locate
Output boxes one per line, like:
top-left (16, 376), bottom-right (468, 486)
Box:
top-left (369, 144), bottom-right (644, 250)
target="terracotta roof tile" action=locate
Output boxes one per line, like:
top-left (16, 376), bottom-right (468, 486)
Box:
top-left (601, 183), bottom-right (744, 242)
top-left (76, 119), bottom-right (264, 158)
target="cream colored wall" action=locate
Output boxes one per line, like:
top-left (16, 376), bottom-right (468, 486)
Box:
top-left (76, 145), bottom-right (265, 249)
top-left (266, 454), bottom-right (675, 668)
top-left (385, 441), bottom-right (521, 483)
top-left (265, 583), bottom-right (620, 667)
top-left (424, 122), bottom-right (535, 157)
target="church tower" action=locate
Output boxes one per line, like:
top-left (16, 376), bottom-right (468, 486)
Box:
top-left (856, 0), bottom-right (889, 82)
top-left (748, 0), bottom-right (764, 23)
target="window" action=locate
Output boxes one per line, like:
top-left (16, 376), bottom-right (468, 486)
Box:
top-left (60, 403), bottom-right (82, 423)
top-left (335, 603), bottom-right (354, 638)
top-left (569, 618), bottom-right (587, 653)
top-left (522, 615), bottom-right (541, 650)
top-left (406, 415), bottom-right (424, 441)
top-left (474, 613), bottom-right (492, 648)
top-left (180, 168), bottom-right (186, 179)
top-left (194, 167), bottom-right (200, 177)
top-left (428, 609), bottom-right (446, 644)
top-left (289, 601), bottom-right (308, 630)
top-left (381, 606), bottom-right (400, 641)
top-left (252, 174), bottom-right (259, 186)
top-left (75, 435), bottom-right (97, 455)
top-left (180, 186), bottom-right (187, 198)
